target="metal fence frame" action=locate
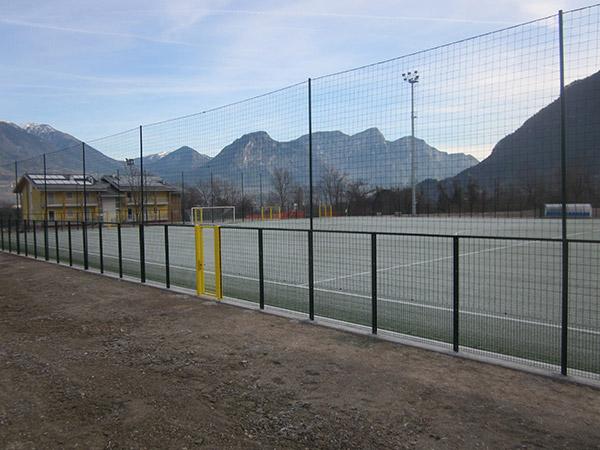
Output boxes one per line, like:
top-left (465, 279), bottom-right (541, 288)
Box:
top-left (1, 7), bottom-right (599, 382)
top-left (1, 217), bottom-right (598, 380)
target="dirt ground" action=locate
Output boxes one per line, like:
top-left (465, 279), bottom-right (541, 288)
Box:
top-left (1, 253), bottom-right (599, 449)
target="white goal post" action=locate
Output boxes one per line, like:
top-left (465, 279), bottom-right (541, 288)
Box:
top-left (192, 206), bottom-right (236, 224)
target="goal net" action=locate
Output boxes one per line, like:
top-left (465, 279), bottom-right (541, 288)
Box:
top-left (260, 206), bottom-right (281, 221)
top-left (192, 206), bottom-right (236, 224)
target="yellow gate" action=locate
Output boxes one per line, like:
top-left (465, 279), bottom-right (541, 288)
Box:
top-left (194, 225), bottom-right (223, 299)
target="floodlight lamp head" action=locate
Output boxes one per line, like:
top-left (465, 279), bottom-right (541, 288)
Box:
top-left (403, 70), bottom-right (419, 83)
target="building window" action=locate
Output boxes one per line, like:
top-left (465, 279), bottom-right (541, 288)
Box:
top-left (66, 192), bottom-right (73, 200)
top-left (48, 210), bottom-right (55, 221)
top-left (47, 193), bottom-right (54, 204)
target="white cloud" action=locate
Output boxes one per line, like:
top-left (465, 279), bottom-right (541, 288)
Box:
top-left (0, 17), bottom-right (199, 46)
top-left (1, 0), bottom-right (597, 141)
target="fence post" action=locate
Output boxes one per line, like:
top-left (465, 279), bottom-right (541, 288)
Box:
top-left (54, 221), bottom-right (59, 263)
top-left (139, 125), bottom-right (146, 283)
top-left (14, 160), bottom-right (19, 219)
top-left (139, 223), bottom-right (146, 282)
top-left (139, 125), bottom-right (145, 224)
top-left (33, 220), bottom-right (37, 258)
top-left (44, 220), bottom-right (49, 261)
top-left (15, 219), bottom-right (20, 255)
top-left (0, 217), bottom-right (4, 251)
top-left (241, 171), bottom-right (245, 222)
top-left (118, 223), bottom-right (123, 278)
top-left (371, 233), bottom-right (377, 334)
top-left (82, 142), bottom-right (87, 221)
top-left (558, 9), bottom-right (569, 376)
top-left (68, 221), bottom-right (72, 266)
top-left (308, 230), bottom-right (314, 320)
top-left (258, 228), bottom-right (265, 309)
top-left (181, 171), bottom-right (185, 223)
top-left (83, 220), bottom-right (88, 269)
top-left (82, 142), bottom-right (88, 270)
top-left (99, 221), bottom-right (103, 273)
top-left (308, 78), bottom-right (314, 231)
top-left (164, 224), bottom-right (170, 288)
top-left (23, 220), bottom-right (28, 257)
top-left (8, 218), bottom-right (12, 253)
top-left (453, 236), bottom-right (460, 352)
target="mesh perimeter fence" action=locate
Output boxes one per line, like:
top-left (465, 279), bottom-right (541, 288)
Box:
top-left (1, 6), bottom-right (600, 380)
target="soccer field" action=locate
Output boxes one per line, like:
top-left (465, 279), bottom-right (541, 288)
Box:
top-left (10, 216), bottom-right (600, 379)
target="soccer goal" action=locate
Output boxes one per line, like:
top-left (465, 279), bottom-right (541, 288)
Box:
top-left (319, 204), bottom-right (333, 218)
top-left (192, 206), bottom-right (236, 224)
top-left (260, 206), bottom-right (281, 221)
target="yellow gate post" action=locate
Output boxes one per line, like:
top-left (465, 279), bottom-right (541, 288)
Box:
top-left (213, 227), bottom-right (222, 299)
top-left (195, 225), bottom-right (205, 295)
top-left (194, 225), bottom-right (222, 299)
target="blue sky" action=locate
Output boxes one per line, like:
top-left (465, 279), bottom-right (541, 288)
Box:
top-left (1, 0), bottom-right (598, 159)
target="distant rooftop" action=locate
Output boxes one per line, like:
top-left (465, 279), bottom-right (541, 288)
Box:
top-left (103, 174), bottom-right (178, 192)
top-left (14, 173), bottom-right (179, 194)
top-left (27, 174), bottom-right (96, 186)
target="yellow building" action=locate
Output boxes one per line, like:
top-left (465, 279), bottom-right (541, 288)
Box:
top-left (14, 173), bottom-right (181, 223)
top-left (102, 175), bottom-right (181, 223)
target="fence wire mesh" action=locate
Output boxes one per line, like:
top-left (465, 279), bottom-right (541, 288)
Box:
top-left (1, 5), bottom-right (600, 380)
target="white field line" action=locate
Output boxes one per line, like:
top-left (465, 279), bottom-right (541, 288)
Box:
top-left (208, 271), bottom-right (600, 337)
top-left (310, 239), bottom-right (533, 286)
top-left (22, 230), bottom-right (600, 337)
top-left (39, 244), bottom-right (599, 337)
top-left (310, 227), bottom-right (600, 287)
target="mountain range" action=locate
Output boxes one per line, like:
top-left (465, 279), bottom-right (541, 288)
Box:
top-left (135, 146), bottom-right (212, 178)
top-left (187, 128), bottom-right (478, 191)
top-left (1, 68), bottom-right (599, 205)
top-left (428, 69), bottom-right (600, 197)
top-left (0, 122), bottom-right (477, 202)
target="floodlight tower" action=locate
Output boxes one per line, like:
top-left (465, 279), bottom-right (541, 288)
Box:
top-left (402, 70), bottom-right (419, 216)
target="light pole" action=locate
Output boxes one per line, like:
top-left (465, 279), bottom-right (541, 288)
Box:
top-left (403, 70), bottom-right (419, 216)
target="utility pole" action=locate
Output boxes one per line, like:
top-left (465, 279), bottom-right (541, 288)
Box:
top-left (181, 171), bottom-right (185, 223)
top-left (403, 70), bottom-right (419, 216)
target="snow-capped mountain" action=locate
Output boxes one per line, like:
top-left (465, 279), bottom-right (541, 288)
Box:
top-left (138, 146), bottom-right (212, 179)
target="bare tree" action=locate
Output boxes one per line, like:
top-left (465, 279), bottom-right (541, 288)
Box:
top-left (292, 185), bottom-right (305, 217)
top-left (319, 166), bottom-right (347, 213)
top-left (346, 180), bottom-right (369, 215)
top-left (437, 182), bottom-right (450, 214)
top-left (124, 160), bottom-right (149, 222)
top-left (271, 167), bottom-right (292, 211)
top-left (190, 180), bottom-right (212, 207)
top-left (451, 179), bottom-right (464, 214)
top-left (212, 177), bottom-right (240, 206)
top-left (191, 177), bottom-right (241, 205)
top-left (467, 178), bottom-right (480, 216)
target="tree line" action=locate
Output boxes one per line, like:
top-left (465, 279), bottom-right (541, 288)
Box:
top-left (182, 166), bottom-right (600, 220)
